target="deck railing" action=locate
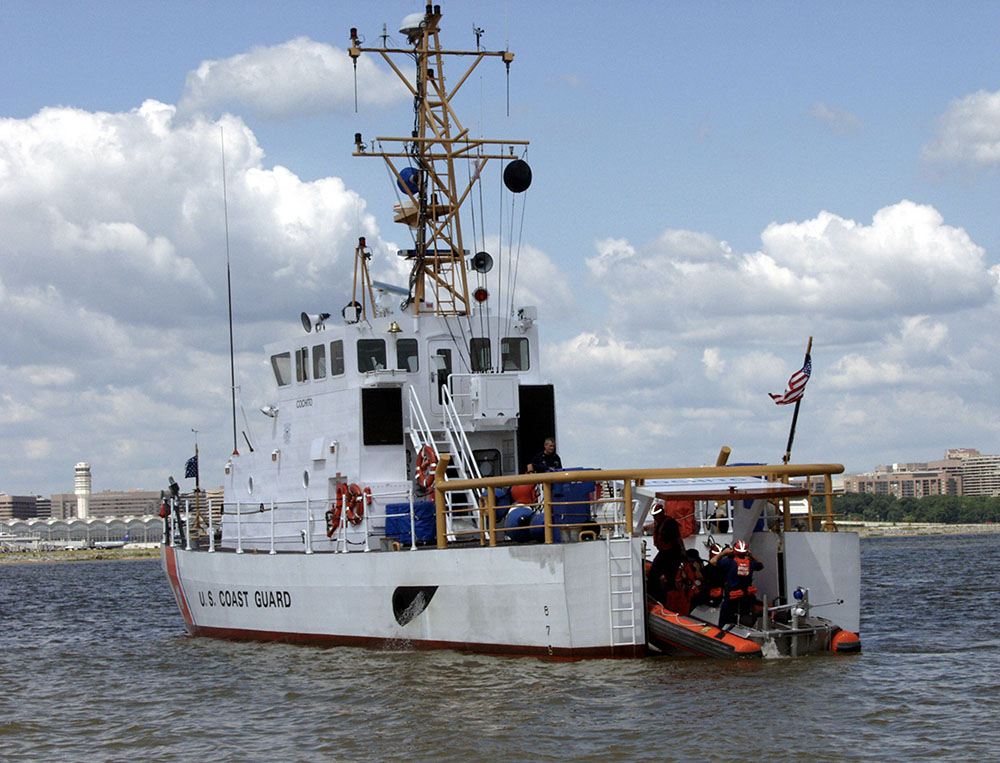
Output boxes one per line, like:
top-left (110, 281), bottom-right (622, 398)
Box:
top-left (165, 461), bottom-right (845, 553)
top-left (431, 456), bottom-right (845, 549)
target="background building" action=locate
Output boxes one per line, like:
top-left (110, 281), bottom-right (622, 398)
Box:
top-left (0, 495), bottom-right (42, 520)
top-left (841, 448), bottom-right (1000, 498)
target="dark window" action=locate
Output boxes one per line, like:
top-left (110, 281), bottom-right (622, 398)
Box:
top-left (357, 339), bottom-right (386, 372)
top-left (361, 388), bottom-right (403, 445)
top-left (295, 347), bottom-right (309, 382)
top-left (501, 337), bottom-right (529, 371)
top-left (312, 344), bottom-right (326, 379)
top-left (470, 337), bottom-right (491, 373)
top-left (435, 348), bottom-right (452, 404)
top-left (397, 338), bottom-right (419, 372)
top-left (474, 449), bottom-right (502, 478)
top-left (330, 340), bottom-right (345, 376)
top-left (271, 352), bottom-right (292, 386)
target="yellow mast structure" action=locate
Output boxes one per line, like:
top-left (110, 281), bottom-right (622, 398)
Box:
top-left (349, 5), bottom-right (528, 316)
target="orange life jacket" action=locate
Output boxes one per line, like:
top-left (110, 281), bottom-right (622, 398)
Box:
top-left (734, 554), bottom-right (751, 577)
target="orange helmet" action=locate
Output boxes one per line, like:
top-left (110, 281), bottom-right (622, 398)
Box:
top-left (733, 539), bottom-right (748, 554)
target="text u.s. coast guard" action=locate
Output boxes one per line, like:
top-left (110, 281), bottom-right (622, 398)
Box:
top-left (198, 589), bottom-right (292, 608)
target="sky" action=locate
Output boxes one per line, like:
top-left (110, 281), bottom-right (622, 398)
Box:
top-left (3, 0), bottom-right (1000, 495)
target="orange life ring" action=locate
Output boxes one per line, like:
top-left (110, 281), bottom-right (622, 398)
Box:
top-left (326, 501), bottom-right (342, 537)
top-left (415, 445), bottom-right (438, 489)
top-left (346, 483), bottom-right (370, 525)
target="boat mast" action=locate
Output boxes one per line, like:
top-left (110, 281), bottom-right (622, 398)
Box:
top-left (349, 5), bottom-right (527, 317)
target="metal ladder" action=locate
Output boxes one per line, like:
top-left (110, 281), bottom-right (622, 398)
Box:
top-left (406, 386), bottom-right (484, 535)
top-left (607, 535), bottom-right (640, 648)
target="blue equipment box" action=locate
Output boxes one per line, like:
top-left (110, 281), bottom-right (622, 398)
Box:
top-left (385, 501), bottom-right (436, 545)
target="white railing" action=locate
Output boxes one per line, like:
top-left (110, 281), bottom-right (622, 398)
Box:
top-left (196, 485), bottom-right (420, 554)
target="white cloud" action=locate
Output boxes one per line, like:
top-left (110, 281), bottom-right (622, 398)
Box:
top-left (551, 202), bottom-right (1000, 472)
top-left (586, 201), bottom-right (991, 343)
top-left (923, 89), bottom-right (1000, 167)
top-left (0, 97), bottom-right (402, 493)
top-left (177, 37), bottom-right (407, 120)
top-left (808, 101), bottom-right (862, 134)
top-left (702, 347), bottom-right (725, 379)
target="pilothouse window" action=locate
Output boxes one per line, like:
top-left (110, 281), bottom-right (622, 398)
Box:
top-left (330, 340), bottom-right (345, 376)
top-left (271, 352), bottom-right (292, 386)
top-left (358, 339), bottom-right (386, 372)
top-left (295, 347), bottom-right (309, 382)
top-left (313, 344), bottom-right (327, 379)
top-left (396, 338), bottom-right (419, 372)
top-left (470, 337), bottom-right (491, 373)
top-left (501, 337), bottom-right (529, 371)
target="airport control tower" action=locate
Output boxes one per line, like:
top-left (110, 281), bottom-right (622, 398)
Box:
top-left (74, 462), bottom-right (91, 518)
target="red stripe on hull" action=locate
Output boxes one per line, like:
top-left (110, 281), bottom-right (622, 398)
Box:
top-left (162, 546), bottom-right (195, 631)
top-left (186, 624), bottom-right (646, 661)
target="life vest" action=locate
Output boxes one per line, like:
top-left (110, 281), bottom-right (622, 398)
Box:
top-left (735, 554), bottom-right (752, 577)
top-left (726, 554), bottom-right (757, 599)
top-left (676, 560), bottom-right (701, 596)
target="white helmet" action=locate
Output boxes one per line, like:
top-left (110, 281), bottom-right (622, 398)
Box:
top-left (733, 539), bottom-right (748, 554)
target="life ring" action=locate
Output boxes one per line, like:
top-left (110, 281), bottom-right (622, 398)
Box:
top-left (326, 501), bottom-right (342, 537)
top-left (415, 445), bottom-right (438, 489)
top-left (346, 484), bottom-right (370, 525)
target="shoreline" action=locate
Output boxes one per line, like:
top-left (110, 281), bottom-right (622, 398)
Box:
top-left (842, 521), bottom-right (1000, 537)
top-left (3, 522), bottom-right (999, 564)
top-left (0, 547), bottom-right (161, 565)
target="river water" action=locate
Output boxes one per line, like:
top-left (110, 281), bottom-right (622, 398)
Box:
top-left (1, 533), bottom-right (997, 761)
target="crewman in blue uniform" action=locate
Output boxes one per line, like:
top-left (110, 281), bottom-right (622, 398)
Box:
top-left (712, 539), bottom-right (763, 627)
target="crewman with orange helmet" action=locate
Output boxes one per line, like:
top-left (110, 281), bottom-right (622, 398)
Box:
top-left (711, 539), bottom-right (763, 627)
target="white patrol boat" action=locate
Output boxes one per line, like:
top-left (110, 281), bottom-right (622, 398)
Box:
top-left (162, 5), bottom-right (860, 659)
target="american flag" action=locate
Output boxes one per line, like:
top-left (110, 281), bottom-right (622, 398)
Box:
top-left (184, 454), bottom-right (199, 479)
top-left (769, 354), bottom-right (811, 405)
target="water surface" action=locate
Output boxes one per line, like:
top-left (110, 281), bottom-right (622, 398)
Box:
top-left (1, 534), bottom-right (996, 760)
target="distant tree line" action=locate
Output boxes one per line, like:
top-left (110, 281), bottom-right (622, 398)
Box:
top-left (818, 493), bottom-right (1000, 524)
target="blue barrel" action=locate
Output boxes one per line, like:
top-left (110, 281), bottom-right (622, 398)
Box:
top-left (529, 510), bottom-right (546, 542)
top-left (503, 506), bottom-right (535, 543)
top-left (492, 487), bottom-right (512, 524)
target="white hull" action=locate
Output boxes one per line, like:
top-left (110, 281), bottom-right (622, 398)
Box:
top-left (163, 538), bottom-right (647, 659)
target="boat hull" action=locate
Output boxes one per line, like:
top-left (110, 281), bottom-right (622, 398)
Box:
top-left (647, 602), bottom-right (762, 659)
top-left (162, 540), bottom-right (646, 660)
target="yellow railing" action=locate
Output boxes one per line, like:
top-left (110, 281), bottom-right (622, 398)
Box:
top-left (431, 455), bottom-right (845, 549)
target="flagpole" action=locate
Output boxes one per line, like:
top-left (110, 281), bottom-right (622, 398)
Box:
top-left (782, 336), bottom-right (813, 464)
top-left (192, 431), bottom-right (203, 533)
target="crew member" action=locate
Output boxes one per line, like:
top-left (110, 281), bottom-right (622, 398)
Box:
top-left (713, 539), bottom-right (763, 627)
top-left (647, 513), bottom-right (684, 604)
top-left (526, 437), bottom-right (562, 473)
top-left (692, 541), bottom-right (727, 609)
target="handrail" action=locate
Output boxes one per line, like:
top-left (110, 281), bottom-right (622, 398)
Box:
top-left (433, 461), bottom-right (845, 550)
top-left (440, 385), bottom-right (483, 494)
top-left (407, 386), bottom-right (436, 455)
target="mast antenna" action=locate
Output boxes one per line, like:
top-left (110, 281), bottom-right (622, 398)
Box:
top-left (220, 126), bottom-right (239, 456)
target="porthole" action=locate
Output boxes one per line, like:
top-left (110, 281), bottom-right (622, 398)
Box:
top-left (302, 470), bottom-right (310, 488)
top-left (247, 476), bottom-right (254, 495)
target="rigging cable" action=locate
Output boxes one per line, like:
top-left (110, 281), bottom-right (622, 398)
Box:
top-left (220, 126), bottom-right (239, 456)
